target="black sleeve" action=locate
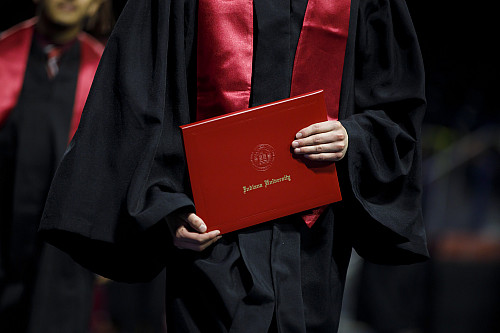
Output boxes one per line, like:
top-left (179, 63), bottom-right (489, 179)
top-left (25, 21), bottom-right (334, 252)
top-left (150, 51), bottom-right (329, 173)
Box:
top-left (39, 0), bottom-right (198, 282)
top-left (337, 0), bottom-right (429, 264)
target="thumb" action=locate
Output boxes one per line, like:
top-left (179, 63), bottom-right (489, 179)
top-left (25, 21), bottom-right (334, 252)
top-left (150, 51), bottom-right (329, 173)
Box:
top-left (185, 213), bottom-right (208, 233)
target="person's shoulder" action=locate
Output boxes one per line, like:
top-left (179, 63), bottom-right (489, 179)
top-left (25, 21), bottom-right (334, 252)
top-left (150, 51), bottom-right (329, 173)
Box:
top-left (0, 18), bottom-right (36, 59)
top-left (0, 18), bottom-right (36, 47)
top-left (77, 32), bottom-right (105, 58)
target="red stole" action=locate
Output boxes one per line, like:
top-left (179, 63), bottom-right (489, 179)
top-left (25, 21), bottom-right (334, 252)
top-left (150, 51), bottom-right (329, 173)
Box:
top-left (196, 0), bottom-right (351, 227)
top-left (71, 33), bottom-right (104, 139)
top-left (196, 0), bottom-right (254, 121)
top-left (0, 19), bottom-right (103, 141)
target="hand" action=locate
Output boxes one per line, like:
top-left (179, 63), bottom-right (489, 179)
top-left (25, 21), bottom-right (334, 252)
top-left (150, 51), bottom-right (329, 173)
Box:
top-left (167, 212), bottom-right (221, 251)
top-left (291, 120), bottom-right (348, 162)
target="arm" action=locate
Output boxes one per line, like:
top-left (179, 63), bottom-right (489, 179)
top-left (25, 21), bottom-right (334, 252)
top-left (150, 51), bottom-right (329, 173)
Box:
top-left (338, 0), bottom-right (428, 264)
top-left (40, 0), bottom-right (201, 281)
top-left (293, 0), bottom-right (428, 264)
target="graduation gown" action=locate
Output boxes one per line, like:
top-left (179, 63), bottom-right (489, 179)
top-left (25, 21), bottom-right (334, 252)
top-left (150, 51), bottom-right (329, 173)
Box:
top-left (0, 19), bottom-right (103, 333)
top-left (40, 0), bottom-right (429, 332)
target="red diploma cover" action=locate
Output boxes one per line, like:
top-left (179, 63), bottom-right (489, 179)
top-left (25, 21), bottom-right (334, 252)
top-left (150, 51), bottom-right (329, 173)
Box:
top-left (180, 90), bottom-right (342, 234)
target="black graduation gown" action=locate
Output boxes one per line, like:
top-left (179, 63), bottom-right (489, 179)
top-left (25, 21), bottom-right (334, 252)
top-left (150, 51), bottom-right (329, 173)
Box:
top-left (40, 0), bottom-right (429, 332)
top-left (0, 38), bottom-right (94, 333)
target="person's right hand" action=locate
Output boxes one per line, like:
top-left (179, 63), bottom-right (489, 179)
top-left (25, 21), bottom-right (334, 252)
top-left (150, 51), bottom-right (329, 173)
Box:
top-left (167, 212), bottom-right (221, 251)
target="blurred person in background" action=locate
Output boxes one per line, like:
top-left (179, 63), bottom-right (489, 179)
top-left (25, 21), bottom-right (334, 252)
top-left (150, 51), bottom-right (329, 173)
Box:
top-left (0, 0), bottom-right (113, 331)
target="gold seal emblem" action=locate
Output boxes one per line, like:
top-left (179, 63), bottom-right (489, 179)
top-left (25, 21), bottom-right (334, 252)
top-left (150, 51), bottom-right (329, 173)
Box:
top-left (250, 144), bottom-right (275, 171)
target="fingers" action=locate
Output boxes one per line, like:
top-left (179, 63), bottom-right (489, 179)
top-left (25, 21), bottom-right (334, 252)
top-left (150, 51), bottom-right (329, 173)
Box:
top-left (292, 132), bottom-right (346, 153)
top-left (172, 213), bottom-right (222, 251)
top-left (173, 226), bottom-right (221, 251)
top-left (295, 120), bottom-right (342, 139)
top-left (185, 212), bottom-right (208, 233)
top-left (292, 120), bottom-right (348, 162)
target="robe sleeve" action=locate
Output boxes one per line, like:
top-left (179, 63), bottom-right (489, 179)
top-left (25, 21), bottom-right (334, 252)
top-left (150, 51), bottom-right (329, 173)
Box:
top-left (39, 0), bottom-right (197, 282)
top-left (337, 0), bottom-right (429, 264)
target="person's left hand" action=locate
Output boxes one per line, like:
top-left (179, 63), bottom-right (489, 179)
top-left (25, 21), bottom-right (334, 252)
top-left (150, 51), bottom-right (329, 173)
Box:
top-left (291, 120), bottom-right (348, 162)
